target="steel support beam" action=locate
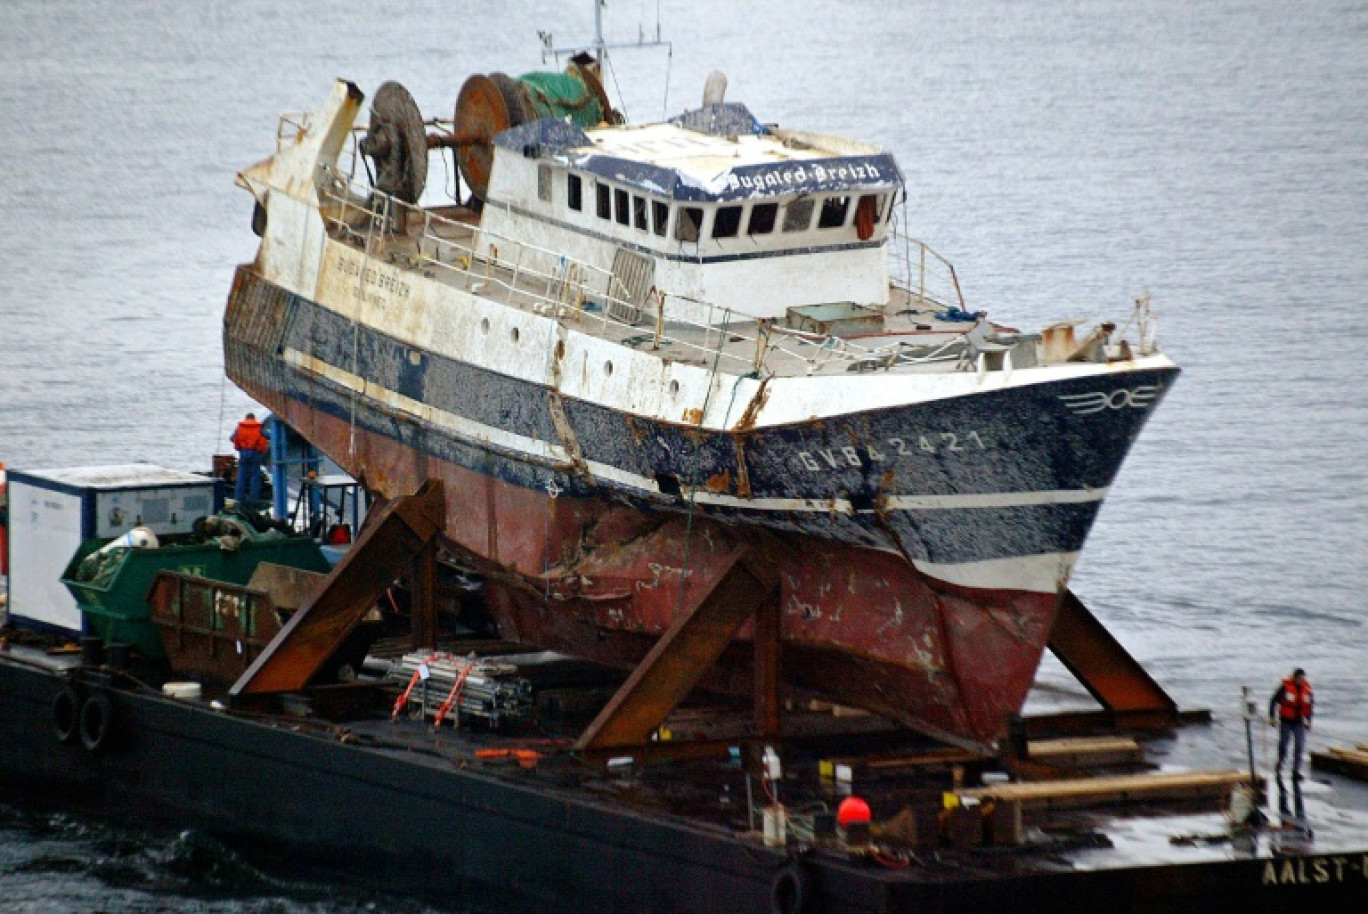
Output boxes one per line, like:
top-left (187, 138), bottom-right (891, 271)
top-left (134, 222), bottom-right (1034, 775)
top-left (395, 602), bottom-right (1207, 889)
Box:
top-left (1048, 588), bottom-right (1178, 725)
top-left (230, 480), bottom-right (445, 698)
top-left (753, 592), bottom-right (781, 742)
top-left (574, 547), bottom-right (779, 753)
top-left (410, 542), bottom-right (437, 652)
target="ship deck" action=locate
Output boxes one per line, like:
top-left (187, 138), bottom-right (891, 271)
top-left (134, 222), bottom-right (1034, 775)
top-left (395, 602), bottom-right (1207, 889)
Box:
top-left (324, 200), bottom-right (1006, 381)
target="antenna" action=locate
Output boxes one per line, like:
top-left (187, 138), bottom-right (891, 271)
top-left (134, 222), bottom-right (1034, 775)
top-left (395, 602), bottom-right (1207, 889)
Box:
top-left (539, 0), bottom-right (670, 66)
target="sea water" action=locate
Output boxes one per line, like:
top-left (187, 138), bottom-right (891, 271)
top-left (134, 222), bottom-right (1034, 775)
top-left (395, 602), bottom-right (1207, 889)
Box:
top-left (2, 1), bottom-right (1366, 909)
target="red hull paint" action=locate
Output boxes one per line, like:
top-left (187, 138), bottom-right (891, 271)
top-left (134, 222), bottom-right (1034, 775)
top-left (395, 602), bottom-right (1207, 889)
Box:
top-left (256, 389), bottom-right (1056, 750)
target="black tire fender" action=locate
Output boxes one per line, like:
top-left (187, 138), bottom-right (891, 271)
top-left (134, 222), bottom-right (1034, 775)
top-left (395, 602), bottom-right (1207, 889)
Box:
top-left (79, 692), bottom-right (116, 752)
top-left (52, 687), bottom-right (82, 744)
top-left (771, 860), bottom-right (813, 914)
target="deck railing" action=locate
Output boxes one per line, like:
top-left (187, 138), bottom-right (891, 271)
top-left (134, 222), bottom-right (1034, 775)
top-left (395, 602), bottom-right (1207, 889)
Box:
top-left (885, 217), bottom-right (967, 315)
top-left (315, 165), bottom-right (979, 379)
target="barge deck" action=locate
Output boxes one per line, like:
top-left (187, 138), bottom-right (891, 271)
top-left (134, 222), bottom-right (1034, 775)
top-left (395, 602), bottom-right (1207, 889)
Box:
top-left (3, 631), bottom-right (1368, 913)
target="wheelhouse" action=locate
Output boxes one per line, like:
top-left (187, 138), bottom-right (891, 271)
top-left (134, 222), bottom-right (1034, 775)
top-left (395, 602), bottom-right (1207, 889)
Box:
top-left (479, 103), bottom-right (904, 318)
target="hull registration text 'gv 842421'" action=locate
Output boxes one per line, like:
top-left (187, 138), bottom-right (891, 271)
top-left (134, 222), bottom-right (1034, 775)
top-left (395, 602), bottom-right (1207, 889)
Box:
top-left (797, 431), bottom-right (989, 472)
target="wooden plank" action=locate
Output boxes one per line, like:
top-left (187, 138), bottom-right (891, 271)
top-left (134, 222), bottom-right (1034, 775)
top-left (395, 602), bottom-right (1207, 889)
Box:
top-left (1330, 747), bottom-right (1368, 763)
top-left (860, 748), bottom-right (982, 771)
top-left (957, 769), bottom-right (1247, 811)
top-left (824, 737), bottom-right (1142, 777)
top-left (1313, 747), bottom-right (1368, 781)
top-left (1027, 736), bottom-right (1144, 767)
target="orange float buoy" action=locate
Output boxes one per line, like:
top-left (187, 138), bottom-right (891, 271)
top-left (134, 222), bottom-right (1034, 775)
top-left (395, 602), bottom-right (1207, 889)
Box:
top-left (855, 194), bottom-right (877, 241)
top-left (837, 795), bottom-right (871, 827)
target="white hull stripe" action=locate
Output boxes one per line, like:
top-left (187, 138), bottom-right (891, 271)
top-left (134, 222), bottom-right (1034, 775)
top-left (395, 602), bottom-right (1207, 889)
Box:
top-left (913, 551), bottom-right (1080, 595)
top-left (290, 348), bottom-right (1109, 514)
top-left (688, 487), bottom-right (1107, 513)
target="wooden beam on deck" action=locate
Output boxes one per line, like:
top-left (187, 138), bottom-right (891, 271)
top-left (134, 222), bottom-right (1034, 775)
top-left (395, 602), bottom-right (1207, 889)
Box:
top-left (957, 768), bottom-right (1249, 812)
top-left (1025, 736), bottom-right (1146, 768)
top-left (1311, 746), bottom-right (1368, 782)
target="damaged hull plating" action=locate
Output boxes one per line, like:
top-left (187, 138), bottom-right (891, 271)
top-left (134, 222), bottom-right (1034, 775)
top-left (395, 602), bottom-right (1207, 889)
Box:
top-left (225, 80), bottom-right (1178, 750)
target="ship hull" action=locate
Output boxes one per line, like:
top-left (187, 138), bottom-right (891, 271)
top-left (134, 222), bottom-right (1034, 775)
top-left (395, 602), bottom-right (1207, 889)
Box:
top-left (226, 266), bottom-right (1175, 749)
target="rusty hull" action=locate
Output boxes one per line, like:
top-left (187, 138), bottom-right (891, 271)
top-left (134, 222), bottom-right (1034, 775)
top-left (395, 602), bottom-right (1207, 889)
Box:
top-left (224, 361), bottom-right (1054, 748)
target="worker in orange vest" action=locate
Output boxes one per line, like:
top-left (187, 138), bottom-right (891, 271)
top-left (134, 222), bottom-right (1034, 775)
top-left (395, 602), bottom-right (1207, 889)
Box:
top-left (230, 412), bottom-right (271, 507)
top-left (1269, 667), bottom-right (1313, 781)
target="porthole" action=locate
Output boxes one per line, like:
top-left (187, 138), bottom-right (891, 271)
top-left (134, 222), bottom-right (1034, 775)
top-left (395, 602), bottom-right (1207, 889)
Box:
top-left (604, 361), bottom-right (614, 377)
top-left (669, 380), bottom-right (680, 396)
top-left (511, 326), bottom-right (520, 343)
top-left (480, 318), bottom-right (490, 334)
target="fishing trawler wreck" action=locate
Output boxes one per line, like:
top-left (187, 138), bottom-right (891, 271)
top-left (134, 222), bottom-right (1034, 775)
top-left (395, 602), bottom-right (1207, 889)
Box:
top-left (224, 62), bottom-right (1178, 752)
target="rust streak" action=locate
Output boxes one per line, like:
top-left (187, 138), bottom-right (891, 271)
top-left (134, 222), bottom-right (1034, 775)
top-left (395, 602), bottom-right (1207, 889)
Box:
top-left (733, 376), bottom-right (771, 433)
top-left (732, 437), bottom-right (753, 499)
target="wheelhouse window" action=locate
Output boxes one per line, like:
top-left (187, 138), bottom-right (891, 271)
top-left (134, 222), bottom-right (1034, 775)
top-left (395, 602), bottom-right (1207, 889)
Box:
top-left (712, 205), bottom-right (742, 239)
top-left (632, 195), bottom-right (648, 231)
top-left (782, 197), bottom-right (814, 232)
top-left (818, 196), bottom-right (850, 229)
top-left (614, 188), bottom-right (630, 226)
top-left (748, 202), bottom-right (778, 235)
top-left (596, 183), bottom-right (611, 219)
top-left (651, 200), bottom-right (668, 237)
top-left (675, 206), bottom-right (704, 243)
top-left (567, 173), bottom-right (582, 211)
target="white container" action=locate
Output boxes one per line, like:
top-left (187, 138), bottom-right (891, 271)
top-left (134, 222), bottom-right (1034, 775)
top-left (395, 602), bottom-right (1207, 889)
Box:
top-left (762, 806), bottom-right (787, 847)
top-left (4, 464), bottom-right (218, 635)
top-left (163, 682), bottom-right (203, 701)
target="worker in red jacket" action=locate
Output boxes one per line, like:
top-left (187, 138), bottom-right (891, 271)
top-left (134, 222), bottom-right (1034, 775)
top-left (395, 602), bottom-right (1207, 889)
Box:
top-left (230, 412), bottom-right (271, 507)
top-left (1269, 667), bottom-right (1313, 781)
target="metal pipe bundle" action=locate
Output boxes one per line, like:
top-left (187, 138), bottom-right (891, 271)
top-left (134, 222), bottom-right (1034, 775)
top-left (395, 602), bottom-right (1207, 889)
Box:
top-left (389, 652), bottom-right (533, 728)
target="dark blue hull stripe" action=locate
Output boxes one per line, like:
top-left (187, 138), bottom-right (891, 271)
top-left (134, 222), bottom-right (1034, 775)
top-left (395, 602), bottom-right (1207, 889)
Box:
top-left (244, 344), bottom-right (1105, 564)
top-left (281, 289), bottom-right (1176, 497)
top-left (237, 278), bottom-right (1176, 564)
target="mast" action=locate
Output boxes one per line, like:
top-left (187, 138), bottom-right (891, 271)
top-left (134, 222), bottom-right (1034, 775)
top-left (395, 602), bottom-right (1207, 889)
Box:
top-left (540, 0), bottom-right (670, 67)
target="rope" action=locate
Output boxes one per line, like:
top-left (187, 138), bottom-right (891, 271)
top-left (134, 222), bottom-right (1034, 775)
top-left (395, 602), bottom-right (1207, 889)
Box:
top-left (391, 666), bottom-right (426, 719)
top-left (442, 129), bottom-right (459, 203)
top-left (432, 661), bottom-right (475, 729)
top-left (720, 369), bottom-right (757, 427)
top-left (605, 52), bottom-right (628, 122)
top-left (672, 309), bottom-right (730, 614)
top-left (349, 200), bottom-right (376, 463)
top-left (215, 370), bottom-right (230, 459)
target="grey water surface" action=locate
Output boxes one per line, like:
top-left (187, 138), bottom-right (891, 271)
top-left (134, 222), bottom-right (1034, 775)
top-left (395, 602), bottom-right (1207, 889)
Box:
top-left (2, 0), bottom-right (1366, 909)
